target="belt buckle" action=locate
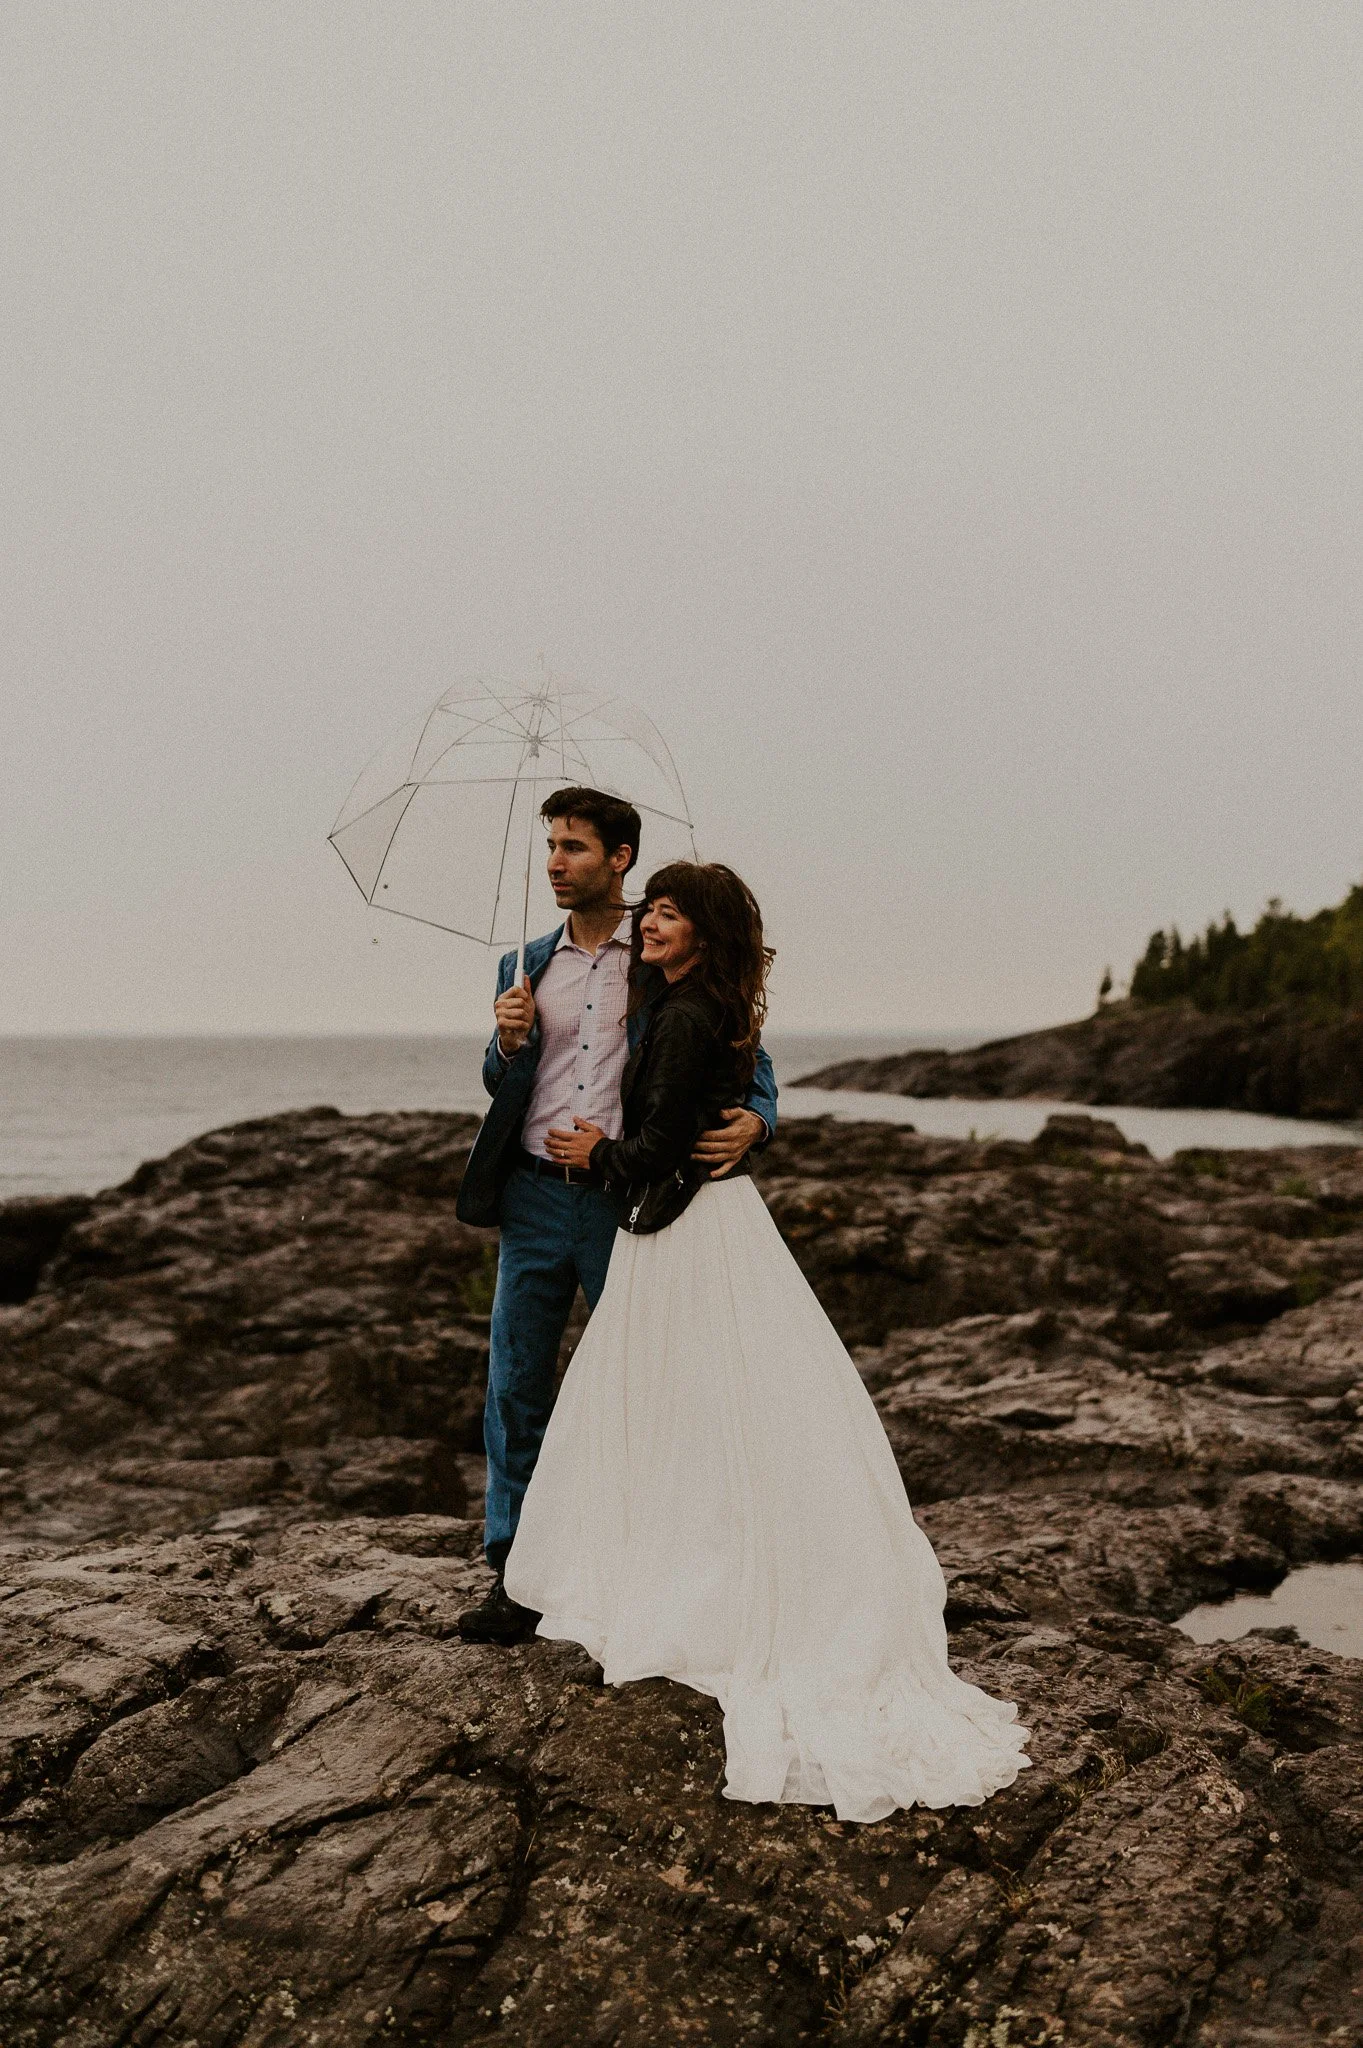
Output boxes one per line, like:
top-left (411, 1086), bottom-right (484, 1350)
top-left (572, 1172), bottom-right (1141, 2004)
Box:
top-left (563, 1163), bottom-right (572, 1185)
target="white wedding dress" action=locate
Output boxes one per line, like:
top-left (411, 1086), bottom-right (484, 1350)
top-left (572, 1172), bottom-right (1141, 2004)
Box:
top-left (504, 1176), bottom-right (1032, 1824)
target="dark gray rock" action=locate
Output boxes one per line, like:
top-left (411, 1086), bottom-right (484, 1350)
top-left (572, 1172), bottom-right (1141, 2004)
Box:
top-left (1032, 1112), bottom-right (1137, 1155)
top-left (0, 1195), bottom-right (93, 1304)
top-left (795, 996), bottom-right (1363, 1121)
top-left (3, 1110), bottom-right (1363, 2042)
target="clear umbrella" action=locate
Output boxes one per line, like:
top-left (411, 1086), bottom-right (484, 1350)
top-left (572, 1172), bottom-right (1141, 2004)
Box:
top-left (328, 672), bottom-right (697, 976)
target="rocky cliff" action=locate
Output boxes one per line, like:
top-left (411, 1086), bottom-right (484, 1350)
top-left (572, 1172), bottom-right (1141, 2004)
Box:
top-left (797, 999), bottom-right (1363, 1121)
top-left (5, 1108), bottom-right (1363, 2043)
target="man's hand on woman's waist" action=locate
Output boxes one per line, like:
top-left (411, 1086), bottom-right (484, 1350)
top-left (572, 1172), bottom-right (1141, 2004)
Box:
top-left (693, 1107), bottom-right (767, 1180)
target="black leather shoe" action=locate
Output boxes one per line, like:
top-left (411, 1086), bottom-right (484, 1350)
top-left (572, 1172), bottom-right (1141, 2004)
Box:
top-left (456, 1576), bottom-right (542, 1645)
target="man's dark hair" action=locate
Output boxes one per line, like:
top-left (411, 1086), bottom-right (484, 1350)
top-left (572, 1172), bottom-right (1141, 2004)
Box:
top-left (540, 787), bottom-right (642, 875)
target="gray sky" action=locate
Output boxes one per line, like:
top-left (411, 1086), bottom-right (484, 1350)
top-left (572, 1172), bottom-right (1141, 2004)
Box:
top-left (4, 2), bottom-right (1360, 1037)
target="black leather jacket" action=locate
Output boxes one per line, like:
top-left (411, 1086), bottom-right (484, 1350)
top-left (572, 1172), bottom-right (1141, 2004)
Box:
top-left (589, 980), bottom-right (749, 1234)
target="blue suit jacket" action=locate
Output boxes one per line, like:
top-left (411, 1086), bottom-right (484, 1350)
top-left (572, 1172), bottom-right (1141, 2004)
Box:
top-left (453, 924), bottom-right (778, 1226)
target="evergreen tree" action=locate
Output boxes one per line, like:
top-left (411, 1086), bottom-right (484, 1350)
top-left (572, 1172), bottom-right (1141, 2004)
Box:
top-left (1128, 884), bottom-right (1363, 1016)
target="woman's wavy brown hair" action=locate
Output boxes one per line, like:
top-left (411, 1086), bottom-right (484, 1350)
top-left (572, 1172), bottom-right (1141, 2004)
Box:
top-left (630, 862), bottom-right (774, 1087)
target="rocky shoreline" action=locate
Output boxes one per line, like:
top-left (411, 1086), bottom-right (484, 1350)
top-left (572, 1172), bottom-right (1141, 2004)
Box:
top-left (797, 998), bottom-right (1363, 1122)
top-left (5, 1107), bottom-right (1363, 2042)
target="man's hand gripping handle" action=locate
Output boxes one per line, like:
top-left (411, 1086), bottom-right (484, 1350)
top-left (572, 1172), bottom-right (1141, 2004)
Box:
top-left (495, 975), bottom-right (536, 1057)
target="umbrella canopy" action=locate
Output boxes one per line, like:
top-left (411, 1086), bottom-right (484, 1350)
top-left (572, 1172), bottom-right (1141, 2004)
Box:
top-left (328, 674), bottom-right (697, 970)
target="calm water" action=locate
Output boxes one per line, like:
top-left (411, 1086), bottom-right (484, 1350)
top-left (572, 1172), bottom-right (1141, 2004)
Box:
top-left (1, 1034), bottom-right (1358, 1199)
top-left (1176, 1562), bottom-right (1363, 1660)
top-left (783, 1086), bottom-right (1360, 1160)
top-left (0, 1033), bottom-right (916, 1197)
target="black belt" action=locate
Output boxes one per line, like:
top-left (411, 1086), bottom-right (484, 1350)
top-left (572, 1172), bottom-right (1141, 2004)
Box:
top-left (518, 1148), bottom-right (598, 1187)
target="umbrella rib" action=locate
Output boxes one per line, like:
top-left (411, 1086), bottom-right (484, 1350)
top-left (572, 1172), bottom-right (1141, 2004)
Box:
top-left (556, 693), bottom-right (615, 735)
top-left (328, 839), bottom-right (385, 905)
top-left (406, 697), bottom-right (449, 785)
top-left (420, 731), bottom-right (543, 748)
top-left (647, 723), bottom-right (694, 827)
top-left (411, 773), bottom-right (647, 788)
top-left (437, 692), bottom-right (540, 741)
top-left (364, 783), bottom-right (421, 904)
top-left (415, 700), bottom-right (535, 783)
top-left (366, 897), bottom-right (507, 945)
top-left (488, 714), bottom-right (541, 946)
top-left (470, 683), bottom-right (544, 739)
top-left (631, 802), bottom-right (695, 829)
top-left (327, 780), bottom-right (417, 839)
top-left (560, 736), bottom-right (595, 784)
top-left (558, 695), bottom-right (690, 822)
top-left (499, 680), bottom-right (557, 947)
top-left (450, 700), bottom-right (538, 742)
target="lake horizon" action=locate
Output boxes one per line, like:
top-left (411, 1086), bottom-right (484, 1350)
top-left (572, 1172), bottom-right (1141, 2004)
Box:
top-left (4, 1030), bottom-right (1360, 1202)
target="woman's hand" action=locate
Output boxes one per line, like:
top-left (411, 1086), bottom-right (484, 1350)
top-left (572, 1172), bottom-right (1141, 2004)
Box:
top-left (544, 1117), bottom-right (606, 1170)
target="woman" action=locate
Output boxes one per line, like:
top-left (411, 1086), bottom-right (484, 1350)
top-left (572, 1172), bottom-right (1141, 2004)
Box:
top-left (504, 863), bottom-right (1031, 1825)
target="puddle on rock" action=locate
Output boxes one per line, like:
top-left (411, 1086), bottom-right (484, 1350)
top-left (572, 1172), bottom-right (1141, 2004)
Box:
top-left (1176, 1561), bottom-right (1363, 1659)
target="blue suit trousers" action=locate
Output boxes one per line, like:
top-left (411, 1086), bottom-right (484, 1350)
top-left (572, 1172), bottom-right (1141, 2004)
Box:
top-left (483, 1165), bottom-right (620, 1572)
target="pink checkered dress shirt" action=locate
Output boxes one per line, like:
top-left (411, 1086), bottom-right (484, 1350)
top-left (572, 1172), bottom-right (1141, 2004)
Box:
top-left (519, 914), bottom-right (634, 1163)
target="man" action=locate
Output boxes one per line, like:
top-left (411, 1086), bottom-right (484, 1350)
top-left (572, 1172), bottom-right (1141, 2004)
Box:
top-left (454, 787), bottom-right (778, 1642)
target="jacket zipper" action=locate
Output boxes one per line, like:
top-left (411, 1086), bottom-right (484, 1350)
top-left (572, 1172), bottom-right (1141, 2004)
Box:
top-left (628, 1167), bottom-right (686, 1231)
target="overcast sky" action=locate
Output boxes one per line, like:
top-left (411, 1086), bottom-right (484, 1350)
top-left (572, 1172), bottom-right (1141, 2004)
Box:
top-left (4, 3), bottom-right (1360, 1037)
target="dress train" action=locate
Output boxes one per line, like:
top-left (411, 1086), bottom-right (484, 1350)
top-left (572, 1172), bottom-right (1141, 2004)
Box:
top-left (505, 1177), bottom-right (1031, 1824)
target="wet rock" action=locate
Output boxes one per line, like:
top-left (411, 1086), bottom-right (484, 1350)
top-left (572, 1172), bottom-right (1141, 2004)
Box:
top-left (831, 1866), bottom-right (1007, 2041)
top-left (859, 1304), bottom-right (1357, 1509)
top-left (0, 1520), bottom-right (1358, 2046)
top-left (63, 1662), bottom-right (297, 1841)
top-left (1196, 1280), bottom-right (1363, 1398)
top-left (1166, 1249), bottom-right (1299, 1325)
top-left (3, 1111), bottom-right (1363, 2041)
top-left (1233, 1473), bottom-right (1363, 1562)
top-left (756, 1119), bottom-right (1363, 1349)
top-left (6, 1109), bottom-right (1363, 1550)
top-left (0, 1196), bottom-right (93, 1304)
top-left (0, 1110), bottom-right (492, 1541)
top-left (320, 1435), bottom-right (469, 1518)
top-left (1032, 1112), bottom-right (1138, 1156)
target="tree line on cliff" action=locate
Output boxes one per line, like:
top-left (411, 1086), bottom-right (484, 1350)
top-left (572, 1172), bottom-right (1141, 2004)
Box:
top-left (1129, 882), bottom-right (1363, 1017)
